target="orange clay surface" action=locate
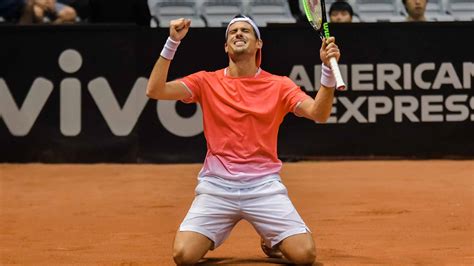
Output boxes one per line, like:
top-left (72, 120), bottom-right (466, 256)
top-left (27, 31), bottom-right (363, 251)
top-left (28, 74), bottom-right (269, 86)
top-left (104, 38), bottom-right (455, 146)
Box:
top-left (1, 161), bottom-right (473, 265)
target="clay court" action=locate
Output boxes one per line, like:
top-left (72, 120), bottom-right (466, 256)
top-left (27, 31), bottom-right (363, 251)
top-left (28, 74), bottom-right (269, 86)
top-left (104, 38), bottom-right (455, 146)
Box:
top-left (1, 161), bottom-right (473, 265)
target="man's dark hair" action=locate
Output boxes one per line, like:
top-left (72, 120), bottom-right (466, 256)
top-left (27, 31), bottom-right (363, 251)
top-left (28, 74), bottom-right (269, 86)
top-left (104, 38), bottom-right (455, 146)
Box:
top-left (232, 14), bottom-right (252, 20)
top-left (225, 14), bottom-right (259, 41)
top-left (329, 0), bottom-right (354, 17)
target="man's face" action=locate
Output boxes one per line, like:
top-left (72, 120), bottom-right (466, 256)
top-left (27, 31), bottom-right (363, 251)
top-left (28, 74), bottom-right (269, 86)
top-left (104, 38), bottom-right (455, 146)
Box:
top-left (225, 21), bottom-right (262, 56)
top-left (405, 0), bottom-right (427, 19)
top-left (330, 10), bottom-right (352, 23)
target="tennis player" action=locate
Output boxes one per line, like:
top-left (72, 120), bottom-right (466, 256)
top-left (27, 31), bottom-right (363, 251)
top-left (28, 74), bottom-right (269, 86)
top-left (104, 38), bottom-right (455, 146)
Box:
top-left (147, 15), bottom-right (341, 265)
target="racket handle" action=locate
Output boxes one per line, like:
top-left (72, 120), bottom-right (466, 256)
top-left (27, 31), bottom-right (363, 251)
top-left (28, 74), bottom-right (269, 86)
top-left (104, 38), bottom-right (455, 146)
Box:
top-left (329, 57), bottom-right (346, 91)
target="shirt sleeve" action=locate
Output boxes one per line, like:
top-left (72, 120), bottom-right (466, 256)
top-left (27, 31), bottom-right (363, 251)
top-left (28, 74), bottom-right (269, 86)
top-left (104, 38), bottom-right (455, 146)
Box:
top-left (281, 77), bottom-right (311, 114)
top-left (178, 71), bottom-right (205, 104)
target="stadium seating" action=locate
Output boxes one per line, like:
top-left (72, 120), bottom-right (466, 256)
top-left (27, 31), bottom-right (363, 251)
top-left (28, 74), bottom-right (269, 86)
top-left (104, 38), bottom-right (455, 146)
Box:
top-left (423, 0), bottom-right (454, 21)
top-left (147, 0), bottom-right (472, 28)
top-left (149, 0), bottom-right (207, 27)
top-left (355, 0), bottom-right (405, 22)
top-left (446, 0), bottom-right (474, 21)
top-left (201, 0), bottom-right (245, 27)
top-left (246, 0), bottom-right (296, 26)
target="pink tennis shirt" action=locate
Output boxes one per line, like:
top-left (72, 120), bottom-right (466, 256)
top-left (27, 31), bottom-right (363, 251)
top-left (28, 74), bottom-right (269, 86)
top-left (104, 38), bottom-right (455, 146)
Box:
top-left (180, 68), bottom-right (310, 183)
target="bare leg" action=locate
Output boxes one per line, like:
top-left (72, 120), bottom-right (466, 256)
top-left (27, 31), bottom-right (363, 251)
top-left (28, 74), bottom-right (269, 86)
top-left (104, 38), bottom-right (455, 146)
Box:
top-left (173, 231), bottom-right (213, 265)
top-left (278, 232), bottom-right (316, 265)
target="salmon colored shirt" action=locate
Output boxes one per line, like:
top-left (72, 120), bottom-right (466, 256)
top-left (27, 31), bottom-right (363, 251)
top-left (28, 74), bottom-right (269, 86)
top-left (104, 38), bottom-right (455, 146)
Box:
top-left (180, 68), bottom-right (310, 184)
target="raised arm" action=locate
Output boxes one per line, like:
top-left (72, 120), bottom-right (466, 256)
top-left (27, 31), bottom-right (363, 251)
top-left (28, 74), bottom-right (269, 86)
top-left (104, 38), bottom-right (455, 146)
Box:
top-left (146, 18), bottom-right (192, 100)
top-left (295, 37), bottom-right (341, 123)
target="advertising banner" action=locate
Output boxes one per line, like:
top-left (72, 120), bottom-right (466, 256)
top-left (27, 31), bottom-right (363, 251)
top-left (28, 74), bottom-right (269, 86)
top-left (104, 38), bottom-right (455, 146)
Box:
top-left (1, 23), bottom-right (473, 162)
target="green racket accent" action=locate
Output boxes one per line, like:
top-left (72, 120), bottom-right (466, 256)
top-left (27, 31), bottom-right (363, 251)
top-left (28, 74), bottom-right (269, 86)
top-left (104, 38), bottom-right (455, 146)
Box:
top-left (301, 0), bottom-right (325, 32)
top-left (300, 0), bottom-right (346, 91)
top-left (323, 22), bottom-right (330, 39)
top-left (302, 0), bottom-right (313, 22)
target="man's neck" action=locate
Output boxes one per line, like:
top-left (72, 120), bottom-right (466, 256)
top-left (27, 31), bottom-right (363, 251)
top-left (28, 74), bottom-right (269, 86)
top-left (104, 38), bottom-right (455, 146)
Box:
top-left (407, 15), bottom-right (426, 22)
top-left (227, 59), bottom-right (259, 77)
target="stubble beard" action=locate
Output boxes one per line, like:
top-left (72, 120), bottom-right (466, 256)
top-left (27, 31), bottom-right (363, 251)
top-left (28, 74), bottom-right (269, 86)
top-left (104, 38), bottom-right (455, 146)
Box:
top-left (229, 46), bottom-right (252, 62)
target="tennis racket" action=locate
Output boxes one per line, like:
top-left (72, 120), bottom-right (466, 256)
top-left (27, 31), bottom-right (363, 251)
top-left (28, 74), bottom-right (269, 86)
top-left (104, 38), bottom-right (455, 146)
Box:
top-left (301, 0), bottom-right (346, 91)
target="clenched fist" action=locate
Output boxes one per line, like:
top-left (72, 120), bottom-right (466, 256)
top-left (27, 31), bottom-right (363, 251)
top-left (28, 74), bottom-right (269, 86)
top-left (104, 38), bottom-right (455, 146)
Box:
top-left (170, 18), bottom-right (191, 42)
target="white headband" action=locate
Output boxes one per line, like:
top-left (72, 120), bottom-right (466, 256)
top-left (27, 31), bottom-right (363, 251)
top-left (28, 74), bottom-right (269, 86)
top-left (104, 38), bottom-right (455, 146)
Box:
top-left (225, 16), bottom-right (261, 40)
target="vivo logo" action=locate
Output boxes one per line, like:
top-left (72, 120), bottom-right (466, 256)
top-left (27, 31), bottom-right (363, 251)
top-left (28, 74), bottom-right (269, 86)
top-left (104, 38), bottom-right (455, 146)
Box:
top-left (0, 49), bottom-right (203, 137)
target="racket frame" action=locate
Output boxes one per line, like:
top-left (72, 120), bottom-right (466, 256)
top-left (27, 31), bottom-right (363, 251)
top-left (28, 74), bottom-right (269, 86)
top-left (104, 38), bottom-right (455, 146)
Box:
top-left (301, 0), bottom-right (346, 91)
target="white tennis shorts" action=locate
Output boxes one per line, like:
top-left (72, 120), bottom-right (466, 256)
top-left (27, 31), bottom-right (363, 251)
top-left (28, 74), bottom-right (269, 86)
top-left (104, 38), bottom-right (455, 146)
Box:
top-left (179, 179), bottom-right (310, 249)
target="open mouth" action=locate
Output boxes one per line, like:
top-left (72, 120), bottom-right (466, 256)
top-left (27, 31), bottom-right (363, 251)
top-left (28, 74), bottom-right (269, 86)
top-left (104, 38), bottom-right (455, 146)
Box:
top-left (234, 40), bottom-right (246, 46)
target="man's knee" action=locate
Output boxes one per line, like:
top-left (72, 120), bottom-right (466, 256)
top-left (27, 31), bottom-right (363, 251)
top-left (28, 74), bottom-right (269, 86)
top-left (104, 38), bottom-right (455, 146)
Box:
top-left (173, 244), bottom-right (201, 265)
top-left (279, 233), bottom-right (317, 265)
top-left (172, 231), bottom-right (212, 265)
top-left (290, 245), bottom-right (316, 265)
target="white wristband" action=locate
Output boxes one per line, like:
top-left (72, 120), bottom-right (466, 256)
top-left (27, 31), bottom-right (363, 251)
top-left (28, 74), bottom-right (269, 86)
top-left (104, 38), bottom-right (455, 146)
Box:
top-left (320, 64), bottom-right (336, 88)
top-left (160, 37), bottom-right (181, 60)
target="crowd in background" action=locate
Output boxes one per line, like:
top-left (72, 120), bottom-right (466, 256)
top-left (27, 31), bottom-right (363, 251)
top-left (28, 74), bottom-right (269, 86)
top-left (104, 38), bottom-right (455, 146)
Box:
top-left (0, 0), bottom-right (437, 25)
top-left (0, 0), bottom-right (150, 24)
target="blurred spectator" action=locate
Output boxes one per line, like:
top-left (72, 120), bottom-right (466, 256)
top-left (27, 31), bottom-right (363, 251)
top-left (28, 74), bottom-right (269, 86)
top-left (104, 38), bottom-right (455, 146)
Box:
top-left (32, 0), bottom-right (77, 23)
top-left (10, 0), bottom-right (77, 24)
top-left (1, 0), bottom-right (76, 24)
top-left (329, 0), bottom-right (353, 23)
top-left (58, 0), bottom-right (89, 21)
top-left (89, 0), bottom-right (150, 26)
top-left (402, 0), bottom-right (427, 21)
